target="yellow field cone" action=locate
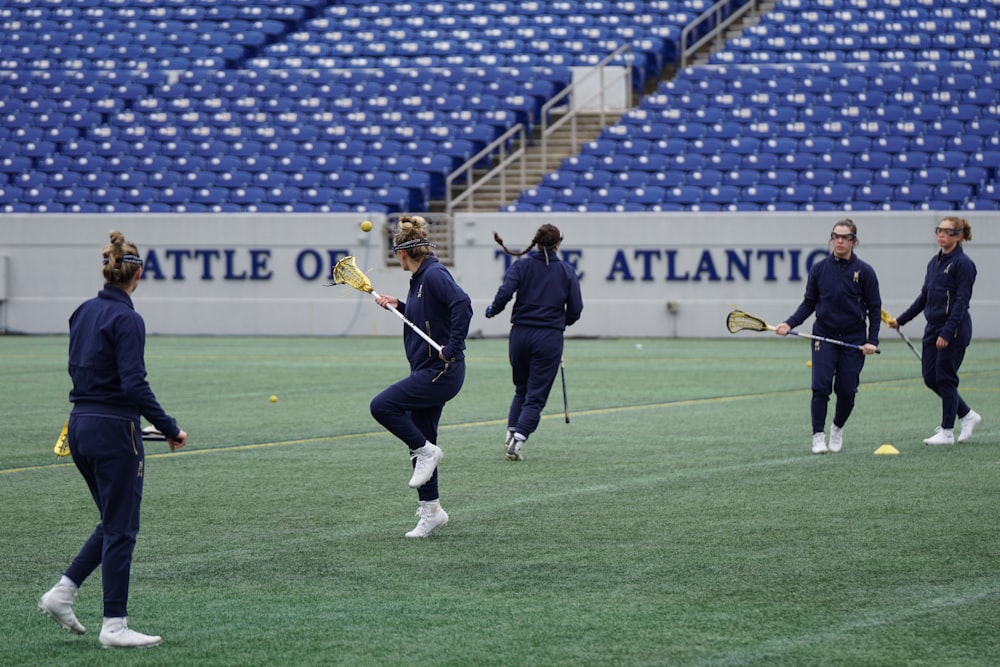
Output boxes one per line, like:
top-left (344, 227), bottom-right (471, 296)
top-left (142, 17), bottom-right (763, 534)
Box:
top-left (874, 444), bottom-right (899, 455)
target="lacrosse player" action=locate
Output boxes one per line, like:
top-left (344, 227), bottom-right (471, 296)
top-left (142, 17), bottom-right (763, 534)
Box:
top-left (887, 216), bottom-right (980, 446)
top-left (486, 224), bottom-right (584, 461)
top-left (370, 215), bottom-right (473, 537)
top-left (39, 230), bottom-right (187, 648)
top-left (776, 219), bottom-right (882, 454)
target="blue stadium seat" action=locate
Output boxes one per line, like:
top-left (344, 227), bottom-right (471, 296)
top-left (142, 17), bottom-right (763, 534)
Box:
top-left (393, 170), bottom-right (431, 206)
top-left (629, 186), bottom-right (668, 206)
top-left (814, 184), bottom-right (855, 203)
top-left (520, 186), bottom-right (556, 206)
top-left (741, 153), bottom-right (779, 170)
top-left (589, 186), bottom-right (629, 207)
top-left (910, 168), bottom-right (950, 186)
top-left (933, 183), bottom-right (973, 202)
top-left (701, 185), bottom-right (740, 204)
top-left (577, 170), bottom-right (615, 189)
top-left (853, 184), bottom-right (893, 203)
top-left (759, 169), bottom-right (798, 187)
top-left (950, 166), bottom-right (989, 186)
top-left (687, 169), bottom-right (724, 187)
top-left (723, 170), bottom-right (759, 188)
top-left (778, 184), bottom-right (817, 204)
top-left (553, 186), bottom-right (591, 208)
top-left (666, 185), bottom-right (703, 204)
top-left (704, 153), bottom-right (741, 171)
top-left (855, 152), bottom-right (892, 170)
top-left (929, 151), bottom-right (968, 169)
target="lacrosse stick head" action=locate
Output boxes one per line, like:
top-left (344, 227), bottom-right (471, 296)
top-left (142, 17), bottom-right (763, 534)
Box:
top-left (880, 309), bottom-right (894, 324)
top-left (726, 309), bottom-right (769, 334)
top-left (329, 256), bottom-right (373, 293)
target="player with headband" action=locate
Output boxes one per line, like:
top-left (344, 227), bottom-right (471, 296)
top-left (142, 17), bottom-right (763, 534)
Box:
top-left (39, 230), bottom-right (187, 648)
top-left (369, 215), bottom-right (473, 537)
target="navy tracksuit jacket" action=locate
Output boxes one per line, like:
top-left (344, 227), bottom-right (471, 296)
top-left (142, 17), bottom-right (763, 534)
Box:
top-left (784, 252), bottom-right (881, 434)
top-left (896, 245), bottom-right (977, 429)
top-left (65, 284), bottom-right (180, 617)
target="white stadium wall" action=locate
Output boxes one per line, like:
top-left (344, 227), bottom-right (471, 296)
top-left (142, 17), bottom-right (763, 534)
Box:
top-left (1, 212), bottom-right (997, 338)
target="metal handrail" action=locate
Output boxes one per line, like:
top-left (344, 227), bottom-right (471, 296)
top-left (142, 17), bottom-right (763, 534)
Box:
top-left (443, 46), bottom-right (634, 214)
top-left (446, 124), bottom-right (528, 215)
top-left (539, 44), bottom-right (634, 167)
top-left (680, 0), bottom-right (759, 69)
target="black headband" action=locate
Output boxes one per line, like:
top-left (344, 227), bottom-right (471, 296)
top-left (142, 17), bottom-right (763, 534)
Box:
top-left (103, 254), bottom-right (143, 266)
top-left (393, 238), bottom-right (437, 252)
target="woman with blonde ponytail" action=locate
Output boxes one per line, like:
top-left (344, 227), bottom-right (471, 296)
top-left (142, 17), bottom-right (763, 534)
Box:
top-left (39, 230), bottom-right (187, 649)
top-left (369, 215), bottom-right (473, 538)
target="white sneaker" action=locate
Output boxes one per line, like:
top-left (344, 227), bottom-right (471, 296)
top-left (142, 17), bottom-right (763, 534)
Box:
top-left (923, 428), bottom-right (955, 446)
top-left (38, 583), bottom-right (85, 635)
top-left (828, 425), bottom-right (843, 453)
top-left (503, 429), bottom-right (514, 454)
top-left (405, 501), bottom-right (449, 538)
top-left (958, 410), bottom-right (981, 443)
top-left (99, 617), bottom-right (162, 649)
top-left (408, 443), bottom-right (443, 488)
top-left (811, 432), bottom-right (828, 454)
top-left (506, 435), bottom-right (525, 461)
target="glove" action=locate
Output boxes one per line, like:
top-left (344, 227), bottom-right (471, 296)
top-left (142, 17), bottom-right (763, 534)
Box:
top-left (485, 305), bottom-right (495, 318)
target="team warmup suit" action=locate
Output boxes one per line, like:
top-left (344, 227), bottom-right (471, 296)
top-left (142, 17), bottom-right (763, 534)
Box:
top-left (487, 247), bottom-right (584, 442)
top-left (894, 244), bottom-right (977, 431)
top-left (65, 285), bottom-right (181, 619)
top-left (784, 252), bottom-right (881, 436)
top-left (370, 256), bottom-right (473, 502)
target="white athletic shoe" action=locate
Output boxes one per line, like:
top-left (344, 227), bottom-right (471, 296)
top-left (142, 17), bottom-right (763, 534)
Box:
top-left (38, 583), bottom-right (85, 635)
top-left (828, 425), bottom-right (843, 453)
top-left (923, 428), bottom-right (955, 446)
top-left (503, 429), bottom-right (514, 453)
top-left (405, 501), bottom-right (449, 538)
top-left (99, 617), bottom-right (162, 649)
top-left (811, 432), bottom-right (828, 454)
top-left (958, 410), bottom-right (982, 443)
top-left (408, 443), bottom-right (443, 488)
top-left (506, 435), bottom-right (525, 461)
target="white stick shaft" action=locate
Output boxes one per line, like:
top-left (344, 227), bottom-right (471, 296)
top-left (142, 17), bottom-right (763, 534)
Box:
top-left (784, 328), bottom-right (877, 353)
top-left (370, 289), bottom-right (444, 353)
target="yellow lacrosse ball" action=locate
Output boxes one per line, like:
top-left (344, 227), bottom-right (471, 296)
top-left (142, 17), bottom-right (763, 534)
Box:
top-left (360, 220), bottom-right (373, 232)
top-left (806, 360), bottom-right (813, 368)
top-left (269, 395), bottom-right (278, 403)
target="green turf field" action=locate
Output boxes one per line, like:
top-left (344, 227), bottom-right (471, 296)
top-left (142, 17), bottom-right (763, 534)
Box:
top-left (2, 334), bottom-right (998, 666)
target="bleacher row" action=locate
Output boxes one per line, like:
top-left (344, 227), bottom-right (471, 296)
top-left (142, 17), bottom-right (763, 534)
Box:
top-left (711, 0), bottom-right (1000, 66)
top-left (508, 0), bottom-right (1000, 212)
top-left (505, 58), bottom-right (1000, 211)
top-left (1, 0), bottom-right (1000, 214)
top-left (0, 64), bottom-right (572, 212)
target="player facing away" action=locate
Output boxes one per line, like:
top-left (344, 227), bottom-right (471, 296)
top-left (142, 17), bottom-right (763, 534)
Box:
top-left (485, 224), bottom-right (583, 461)
top-left (39, 230), bottom-right (187, 648)
top-left (369, 215), bottom-right (473, 537)
top-left (887, 216), bottom-right (981, 446)
top-left (776, 219), bottom-right (881, 454)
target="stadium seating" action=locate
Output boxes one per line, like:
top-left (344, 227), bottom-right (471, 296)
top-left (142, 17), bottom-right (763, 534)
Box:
top-left (2, 0), bottom-right (999, 213)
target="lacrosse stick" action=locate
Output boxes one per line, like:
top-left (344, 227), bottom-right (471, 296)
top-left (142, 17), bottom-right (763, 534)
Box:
top-left (881, 309), bottom-right (921, 360)
top-left (54, 420), bottom-right (70, 457)
top-left (560, 358), bottom-right (570, 423)
top-left (726, 309), bottom-right (879, 353)
top-left (328, 255), bottom-right (443, 353)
